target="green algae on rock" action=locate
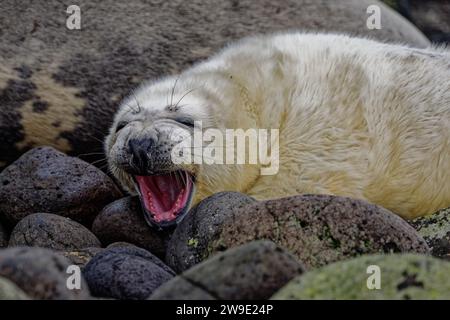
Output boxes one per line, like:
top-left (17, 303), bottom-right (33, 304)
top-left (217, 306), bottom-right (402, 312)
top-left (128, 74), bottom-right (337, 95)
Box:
top-left (0, 277), bottom-right (29, 300)
top-left (272, 254), bottom-right (450, 300)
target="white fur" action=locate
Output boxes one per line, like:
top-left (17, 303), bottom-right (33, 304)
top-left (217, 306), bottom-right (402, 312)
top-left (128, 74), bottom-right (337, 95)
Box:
top-left (108, 33), bottom-right (450, 219)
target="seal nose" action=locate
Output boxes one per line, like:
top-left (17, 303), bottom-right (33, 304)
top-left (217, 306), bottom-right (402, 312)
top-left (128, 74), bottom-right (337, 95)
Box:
top-left (128, 138), bottom-right (154, 173)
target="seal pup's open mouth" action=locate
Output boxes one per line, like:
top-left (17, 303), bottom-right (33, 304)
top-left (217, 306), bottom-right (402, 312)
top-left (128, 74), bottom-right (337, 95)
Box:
top-left (134, 170), bottom-right (195, 228)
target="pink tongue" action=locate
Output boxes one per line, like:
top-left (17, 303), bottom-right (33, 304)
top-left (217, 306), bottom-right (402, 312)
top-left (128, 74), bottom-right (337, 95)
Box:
top-left (135, 172), bottom-right (191, 222)
top-left (151, 175), bottom-right (181, 210)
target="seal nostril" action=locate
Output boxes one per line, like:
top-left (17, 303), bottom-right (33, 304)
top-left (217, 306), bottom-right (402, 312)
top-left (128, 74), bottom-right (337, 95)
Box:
top-left (128, 138), bottom-right (156, 173)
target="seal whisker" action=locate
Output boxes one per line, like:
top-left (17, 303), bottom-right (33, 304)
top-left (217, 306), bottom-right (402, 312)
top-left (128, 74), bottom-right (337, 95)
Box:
top-left (89, 158), bottom-right (108, 166)
top-left (84, 134), bottom-right (108, 145)
top-left (124, 102), bottom-right (139, 114)
top-left (76, 152), bottom-right (105, 157)
top-left (169, 75), bottom-right (181, 107)
top-left (179, 170), bottom-right (187, 186)
top-left (174, 88), bottom-right (197, 109)
top-left (175, 171), bottom-right (182, 186)
top-left (132, 92), bottom-right (142, 114)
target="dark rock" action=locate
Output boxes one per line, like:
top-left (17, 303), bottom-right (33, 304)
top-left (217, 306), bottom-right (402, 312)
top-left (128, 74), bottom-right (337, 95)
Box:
top-left (61, 247), bottom-right (103, 269)
top-left (166, 192), bottom-right (256, 272)
top-left (0, 246), bottom-right (91, 299)
top-left (272, 254), bottom-right (450, 300)
top-left (92, 197), bottom-right (169, 258)
top-left (9, 213), bottom-right (101, 250)
top-left (83, 246), bottom-right (175, 300)
top-left (410, 207), bottom-right (450, 260)
top-left (408, 0), bottom-right (450, 43)
top-left (171, 194), bottom-right (429, 271)
top-left (0, 147), bottom-right (122, 227)
top-left (150, 240), bottom-right (304, 300)
top-left (385, 0), bottom-right (450, 44)
top-left (0, 222), bottom-right (8, 247)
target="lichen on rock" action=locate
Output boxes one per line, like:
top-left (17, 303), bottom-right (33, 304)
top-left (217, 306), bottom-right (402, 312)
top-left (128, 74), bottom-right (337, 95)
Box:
top-left (410, 207), bottom-right (450, 260)
top-left (272, 254), bottom-right (450, 300)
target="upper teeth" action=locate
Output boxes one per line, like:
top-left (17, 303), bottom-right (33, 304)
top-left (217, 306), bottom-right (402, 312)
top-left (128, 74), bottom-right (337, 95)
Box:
top-left (146, 189), bottom-right (186, 215)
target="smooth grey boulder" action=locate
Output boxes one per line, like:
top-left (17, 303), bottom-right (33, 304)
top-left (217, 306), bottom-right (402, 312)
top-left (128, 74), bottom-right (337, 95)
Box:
top-left (0, 246), bottom-right (91, 299)
top-left (151, 240), bottom-right (304, 300)
top-left (9, 213), bottom-right (101, 250)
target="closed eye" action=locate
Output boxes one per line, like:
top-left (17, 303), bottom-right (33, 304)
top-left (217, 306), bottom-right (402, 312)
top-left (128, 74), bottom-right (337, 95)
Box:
top-left (175, 117), bottom-right (195, 128)
top-left (115, 121), bottom-right (128, 133)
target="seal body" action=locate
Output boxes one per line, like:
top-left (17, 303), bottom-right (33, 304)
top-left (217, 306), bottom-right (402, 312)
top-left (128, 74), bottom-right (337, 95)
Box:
top-left (107, 33), bottom-right (450, 220)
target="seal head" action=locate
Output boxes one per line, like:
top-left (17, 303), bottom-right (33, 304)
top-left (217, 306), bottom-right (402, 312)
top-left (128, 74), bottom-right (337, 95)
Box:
top-left (104, 78), bottom-right (209, 228)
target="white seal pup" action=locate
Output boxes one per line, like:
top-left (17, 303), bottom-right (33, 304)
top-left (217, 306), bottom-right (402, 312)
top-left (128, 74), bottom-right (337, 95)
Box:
top-left (105, 32), bottom-right (450, 226)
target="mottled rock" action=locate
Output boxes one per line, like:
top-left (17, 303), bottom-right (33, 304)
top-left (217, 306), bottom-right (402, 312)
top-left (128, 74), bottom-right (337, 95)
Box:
top-left (0, 222), bottom-right (8, 248)
top-left (92, 197), bottom-right (168, 258)
top-left (61, 247), bottom-right (103, 269)
top-left (106, 242), bottom-right (138, 249)
top-left (0, 147), bottom-right (122, 226)
top-left (272, 254), bottom-right (450, 300)
top-left (83, 246), bottom-right (175, 300)
top-left (166, 192), bottom-right (256, 272)
top-left (9, 213), bottom-right (101, 250)
top-left (0, 276), bottom-right (29, 300)
top-left (410, 207), bottom-right (450, 260)
top-left (170, 194), bottom-right (429, 271)
top-left (0, 246), bottom-right (91, 299)
top-left (151, 240), bottom-right (303, 300)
